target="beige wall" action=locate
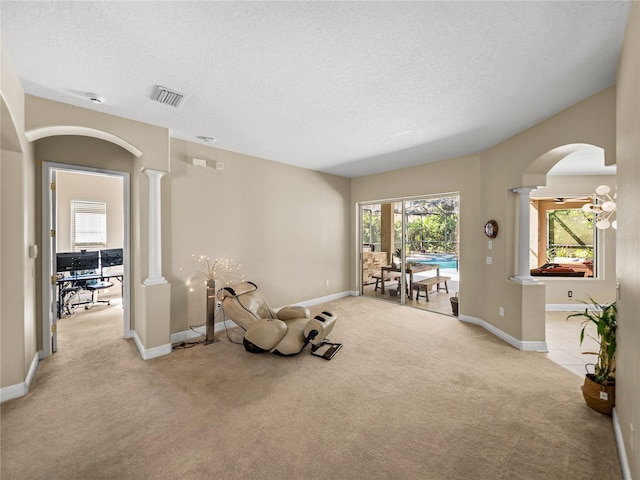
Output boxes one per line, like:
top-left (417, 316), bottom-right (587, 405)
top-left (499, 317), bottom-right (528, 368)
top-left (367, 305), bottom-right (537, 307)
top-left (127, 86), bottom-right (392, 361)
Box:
top-left (1, 41), bottom-right (25, 154)
top-left (24, 97), bottom-right (352, 357)
top-left (1, 152), bottom-right (29, 387)
top-left (351, 154), bottom-right (483, 320)
top-left (26, 96), bottom-right (171, 353)
top-left (615, 2), bottom-right (640, 477)
top-left (532, 174), bottom-right (617, 305)
top-left (55, 170), bottom-right (124, 252)
top-left (168, 139), bottom-right (352, 334)
top-left (25, 98), bottom-right (169, 173)
top-left (476, 86), bottom-right (616, 342)
top-left (1, 40), bottom-right (38, 392)
top-left (352, 87), bottom-right (616, 344)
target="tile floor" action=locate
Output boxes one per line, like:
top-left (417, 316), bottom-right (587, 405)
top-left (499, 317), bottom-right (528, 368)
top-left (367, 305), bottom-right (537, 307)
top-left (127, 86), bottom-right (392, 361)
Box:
top-left (545, 310), bottom-right (598, 377)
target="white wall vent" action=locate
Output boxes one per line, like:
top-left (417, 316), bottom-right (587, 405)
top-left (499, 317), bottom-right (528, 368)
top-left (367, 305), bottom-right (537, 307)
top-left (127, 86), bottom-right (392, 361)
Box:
top-left (151, 85), bottom-right (186, 107)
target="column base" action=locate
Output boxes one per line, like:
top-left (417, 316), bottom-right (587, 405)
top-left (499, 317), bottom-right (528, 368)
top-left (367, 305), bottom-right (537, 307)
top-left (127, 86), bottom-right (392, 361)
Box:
top-left (144, 276), bottom-right (167, 286)
top-left (510, 275), bottom-right (540, 285)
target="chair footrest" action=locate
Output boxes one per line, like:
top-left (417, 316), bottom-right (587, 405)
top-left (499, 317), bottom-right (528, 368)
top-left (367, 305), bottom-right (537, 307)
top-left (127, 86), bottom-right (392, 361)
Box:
top-left (311, 341), bottom-right (343, 360)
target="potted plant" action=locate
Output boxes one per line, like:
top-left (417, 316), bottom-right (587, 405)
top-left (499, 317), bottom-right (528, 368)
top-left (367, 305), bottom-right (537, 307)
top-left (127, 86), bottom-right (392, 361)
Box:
top-left (449, 292), bottom-right (459, 316)
top-left (567, 297), bottom-right (617, 415)
top-left (393, 247), bottom-right (403, 268)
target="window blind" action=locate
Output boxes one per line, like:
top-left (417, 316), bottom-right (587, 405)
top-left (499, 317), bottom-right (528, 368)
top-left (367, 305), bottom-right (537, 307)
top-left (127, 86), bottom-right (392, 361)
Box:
top-left (71, 200), bottom-right (107, 251)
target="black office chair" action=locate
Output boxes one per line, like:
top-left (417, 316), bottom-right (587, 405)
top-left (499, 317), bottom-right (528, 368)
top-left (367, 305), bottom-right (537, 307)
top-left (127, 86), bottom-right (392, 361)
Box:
top-left (85, 280), bottom-right (114, 309)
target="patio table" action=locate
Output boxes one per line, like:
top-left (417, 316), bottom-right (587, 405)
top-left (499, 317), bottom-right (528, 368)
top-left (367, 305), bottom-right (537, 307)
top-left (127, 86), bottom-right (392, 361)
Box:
top-left (380, 263), bottom-right (440, 297)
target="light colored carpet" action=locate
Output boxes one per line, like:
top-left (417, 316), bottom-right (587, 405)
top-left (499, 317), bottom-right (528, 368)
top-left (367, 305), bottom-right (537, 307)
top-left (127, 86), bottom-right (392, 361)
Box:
top-left (1, 296), bottom-right (622, 479)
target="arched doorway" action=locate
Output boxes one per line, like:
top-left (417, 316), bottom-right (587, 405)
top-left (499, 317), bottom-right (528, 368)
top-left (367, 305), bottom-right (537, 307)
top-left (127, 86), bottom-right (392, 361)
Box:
top-left (29, 127), bottom-right (141, 358)
top-left (524, 143), bottom-right (616, 375)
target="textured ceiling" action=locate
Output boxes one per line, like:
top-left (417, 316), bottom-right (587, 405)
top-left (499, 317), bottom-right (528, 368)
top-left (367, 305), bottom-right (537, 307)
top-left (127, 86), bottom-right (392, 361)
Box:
top-left (0, 1), bottom-right (631, 178)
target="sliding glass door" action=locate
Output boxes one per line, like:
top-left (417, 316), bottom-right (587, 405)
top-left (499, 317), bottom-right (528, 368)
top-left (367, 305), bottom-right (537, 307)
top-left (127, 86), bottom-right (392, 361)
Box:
top-left (360, 194), bottom-right (460, 315)
top-left (360, 201), bottom-right (403, 305)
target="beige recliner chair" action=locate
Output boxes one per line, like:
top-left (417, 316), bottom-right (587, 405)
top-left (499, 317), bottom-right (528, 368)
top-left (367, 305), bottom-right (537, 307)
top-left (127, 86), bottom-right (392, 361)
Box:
top-left (220, 282), bottom-right (341, 359)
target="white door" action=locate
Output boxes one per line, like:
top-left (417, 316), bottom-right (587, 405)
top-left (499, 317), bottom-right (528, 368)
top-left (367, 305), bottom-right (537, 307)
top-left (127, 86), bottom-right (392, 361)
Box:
top-left (48, 168), bottom-right (58, 352)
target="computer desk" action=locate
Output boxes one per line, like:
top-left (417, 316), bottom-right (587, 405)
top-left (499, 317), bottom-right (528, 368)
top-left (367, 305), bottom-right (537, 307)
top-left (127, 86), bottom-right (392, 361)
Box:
top-left (56, 271), bottom-right (124, 318)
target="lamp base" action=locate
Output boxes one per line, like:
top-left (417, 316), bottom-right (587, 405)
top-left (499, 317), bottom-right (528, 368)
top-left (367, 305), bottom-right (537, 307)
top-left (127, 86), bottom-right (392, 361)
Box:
top-left (205, 281), bottom-right (216, 345)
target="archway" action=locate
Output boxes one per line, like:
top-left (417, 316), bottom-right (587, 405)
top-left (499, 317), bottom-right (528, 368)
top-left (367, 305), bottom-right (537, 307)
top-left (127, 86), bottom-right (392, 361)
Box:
top-left (28, 127), bottom-right (141, 358)
top-left (522, 143), bottom-right (616, 374)
top-left (26, 126), bottom-right (143, 158)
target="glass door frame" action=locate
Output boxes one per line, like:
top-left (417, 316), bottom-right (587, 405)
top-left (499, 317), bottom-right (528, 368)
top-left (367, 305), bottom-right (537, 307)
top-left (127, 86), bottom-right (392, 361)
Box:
top-left (358, 192), bottom-right (460, 307)
top-left (358, 198), bottom-right (409, 305)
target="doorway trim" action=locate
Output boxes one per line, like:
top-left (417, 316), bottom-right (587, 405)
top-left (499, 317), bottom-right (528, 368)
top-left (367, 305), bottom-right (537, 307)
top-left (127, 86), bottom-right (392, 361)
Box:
top-left (357, 192), bottom-right (460, 309)
top-left (41, 162), bottom-right (131, 358)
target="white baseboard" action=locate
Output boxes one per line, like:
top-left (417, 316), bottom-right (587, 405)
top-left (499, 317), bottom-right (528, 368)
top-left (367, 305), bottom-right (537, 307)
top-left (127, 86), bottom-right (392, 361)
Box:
top-left (458, 314), bottom-right (548, 352)
top-left (294, 290), bottom-right (353, 308)
top-left (546, 303), bottom-right (592, 311)
top-left (170, 319), bottom-right (238, 344)
top-left (0, 351), bottom-right (39, 403)
top-left (613, 408), bottom-right (632, 480)
top-left (131, 330), bottom-right (172, 360)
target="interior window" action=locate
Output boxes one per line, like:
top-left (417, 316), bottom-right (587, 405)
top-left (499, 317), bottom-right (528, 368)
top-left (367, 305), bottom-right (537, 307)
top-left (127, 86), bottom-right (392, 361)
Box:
top-left (530, 199), bottom-right (596, 278)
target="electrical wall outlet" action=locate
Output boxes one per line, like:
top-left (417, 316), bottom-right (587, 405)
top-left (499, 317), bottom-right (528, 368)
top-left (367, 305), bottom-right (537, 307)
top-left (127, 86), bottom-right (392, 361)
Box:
top-left (568, 290), bottom-right (573, 298)
top-left (325, 280), bottom-right (330, 286)
top-left (486, 256), bottom-right (492, 265)
top-left (499, 306), bottom-right (504, 316)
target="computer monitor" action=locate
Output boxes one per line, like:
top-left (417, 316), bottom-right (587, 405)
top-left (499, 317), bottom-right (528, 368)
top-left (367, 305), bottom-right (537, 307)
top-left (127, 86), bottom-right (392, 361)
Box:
top-left (100, 248), bottom-right (123, 267)
top-left (56, 251), bottom-right (100, 273)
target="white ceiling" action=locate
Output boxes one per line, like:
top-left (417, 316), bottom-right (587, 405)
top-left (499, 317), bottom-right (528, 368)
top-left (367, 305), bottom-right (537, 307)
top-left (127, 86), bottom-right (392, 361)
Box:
top-left (0, 1), bottom-right (631, 178)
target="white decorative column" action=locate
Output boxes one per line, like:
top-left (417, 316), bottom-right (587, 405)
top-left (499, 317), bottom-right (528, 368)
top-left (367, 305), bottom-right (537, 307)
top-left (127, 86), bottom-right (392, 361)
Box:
top-left (143, 169), bottom-right (167, 286)
top-left (510, 186), bottom-right (539, 284)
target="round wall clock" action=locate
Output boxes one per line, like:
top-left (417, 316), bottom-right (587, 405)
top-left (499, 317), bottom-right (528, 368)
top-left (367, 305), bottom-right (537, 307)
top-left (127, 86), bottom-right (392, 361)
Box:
top-left (484, 220), bottom-right (498, 239)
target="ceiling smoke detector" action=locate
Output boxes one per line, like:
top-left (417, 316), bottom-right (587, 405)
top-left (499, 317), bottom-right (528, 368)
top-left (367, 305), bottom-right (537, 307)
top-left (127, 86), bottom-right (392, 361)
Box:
top-left (151, 85), bottom-right (186, 107)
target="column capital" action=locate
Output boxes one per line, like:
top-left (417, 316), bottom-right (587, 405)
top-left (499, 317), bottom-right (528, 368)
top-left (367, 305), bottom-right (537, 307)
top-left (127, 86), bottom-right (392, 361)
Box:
top-left (512, 186), bottom-right (538, 195)
top-left (142, 168), bottom-right (166, 179)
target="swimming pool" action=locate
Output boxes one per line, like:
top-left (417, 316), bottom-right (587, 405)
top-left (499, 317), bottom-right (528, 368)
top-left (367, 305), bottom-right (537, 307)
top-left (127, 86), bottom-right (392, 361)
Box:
top-left (408, 254), bottom-right (458, 270)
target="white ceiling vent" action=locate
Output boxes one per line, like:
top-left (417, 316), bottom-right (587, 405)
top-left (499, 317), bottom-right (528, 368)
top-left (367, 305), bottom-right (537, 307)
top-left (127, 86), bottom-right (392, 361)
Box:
top-left (151, 85), bottom-right (186, 107)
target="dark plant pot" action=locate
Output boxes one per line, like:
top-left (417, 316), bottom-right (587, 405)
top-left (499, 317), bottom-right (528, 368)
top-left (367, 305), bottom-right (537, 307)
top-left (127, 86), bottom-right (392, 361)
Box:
top-left (581, 373), bottom-right (615, 416)
top-left (450, 297), bottom-right (459, 316)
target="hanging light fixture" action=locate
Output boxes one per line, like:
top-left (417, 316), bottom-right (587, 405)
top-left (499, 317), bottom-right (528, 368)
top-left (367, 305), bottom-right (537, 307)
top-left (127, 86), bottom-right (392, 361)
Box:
top-left (582, 185), bottom-right (617, 229)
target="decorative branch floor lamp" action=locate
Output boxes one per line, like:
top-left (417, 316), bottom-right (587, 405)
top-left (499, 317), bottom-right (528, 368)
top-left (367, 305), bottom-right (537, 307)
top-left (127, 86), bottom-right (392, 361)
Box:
top-left (205, 280), bottom-right (216, 345)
